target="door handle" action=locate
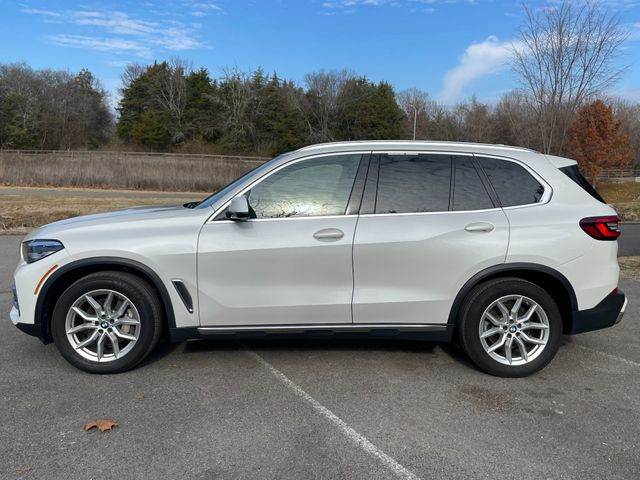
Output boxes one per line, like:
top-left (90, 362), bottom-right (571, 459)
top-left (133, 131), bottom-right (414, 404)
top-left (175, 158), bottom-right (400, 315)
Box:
top-left (313, 228), bottom-right (344, 241)
top-left (464, 222), bottom-right (495, 233)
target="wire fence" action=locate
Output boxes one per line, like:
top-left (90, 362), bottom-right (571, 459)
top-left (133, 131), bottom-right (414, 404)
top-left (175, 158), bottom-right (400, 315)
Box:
top-left (597, 168), bottom-right (640, 180)
top-left (0, 149), bottom-right (269, 192)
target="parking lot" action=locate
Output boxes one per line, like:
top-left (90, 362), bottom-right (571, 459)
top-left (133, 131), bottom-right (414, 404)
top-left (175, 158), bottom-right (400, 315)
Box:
top-left (1, 234), bottom-right (638, 480)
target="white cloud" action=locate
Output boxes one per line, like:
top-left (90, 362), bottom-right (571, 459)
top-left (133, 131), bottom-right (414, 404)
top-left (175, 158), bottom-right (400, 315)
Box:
top-left (49, 34), bottom-right (152, 58)
top-left (20, 7), bottom-right (61, 17)
top-left (321, 0), bottom-right (478, 12)
top-left (23, 6), bottom-right (205, 58)
top-left (438, 36), bottom-right (518, 104)
top-left (70, 11), bottom-right (158, 36)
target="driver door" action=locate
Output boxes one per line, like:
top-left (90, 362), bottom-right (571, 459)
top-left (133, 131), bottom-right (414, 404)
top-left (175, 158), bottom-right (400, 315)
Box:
top-left (196, 153), bottom-right (367, 326)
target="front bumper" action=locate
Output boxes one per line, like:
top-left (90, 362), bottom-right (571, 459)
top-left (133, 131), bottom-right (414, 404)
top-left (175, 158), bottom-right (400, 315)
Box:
top-left (567, 289), bottom-right (627, 335)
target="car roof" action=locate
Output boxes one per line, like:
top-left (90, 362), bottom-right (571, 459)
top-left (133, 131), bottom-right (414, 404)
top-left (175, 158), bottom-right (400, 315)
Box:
top-left (294, 140), bottom-right (539, 157)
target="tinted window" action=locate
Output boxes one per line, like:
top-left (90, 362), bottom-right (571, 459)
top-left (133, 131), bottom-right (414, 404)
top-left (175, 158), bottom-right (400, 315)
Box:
top-left (478, 157), bottom-right (544, 207)
top-left (560, 165), bottom-right (605, 203)
top-left (247, 154), bottom-right (360, 218)
top-left (375, 154), bottom-right (451, 214)
top-left (453, 157), bottom-right (494, 211)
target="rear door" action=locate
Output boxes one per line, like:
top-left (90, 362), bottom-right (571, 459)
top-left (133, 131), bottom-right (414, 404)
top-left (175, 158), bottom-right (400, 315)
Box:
top-left (352, 152), bottom-right (510, 325)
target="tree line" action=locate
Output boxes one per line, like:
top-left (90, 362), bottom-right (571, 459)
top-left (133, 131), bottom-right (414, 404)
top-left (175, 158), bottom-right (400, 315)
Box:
top-left (0, 1), bottom-right (638, 175)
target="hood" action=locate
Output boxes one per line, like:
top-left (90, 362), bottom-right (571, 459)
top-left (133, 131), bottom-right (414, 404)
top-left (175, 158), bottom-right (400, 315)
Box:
top-left (25, 203), bottom-right (206, 240)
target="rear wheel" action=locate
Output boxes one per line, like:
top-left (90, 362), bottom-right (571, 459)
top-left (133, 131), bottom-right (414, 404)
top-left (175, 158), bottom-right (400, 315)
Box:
top-left (458, 277), bottom-right (562, 377)
top-left (52, 271), bottom-right (162, 373)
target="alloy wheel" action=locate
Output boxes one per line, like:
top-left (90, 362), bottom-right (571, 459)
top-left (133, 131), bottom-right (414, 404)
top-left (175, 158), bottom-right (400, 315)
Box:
top-left (65, 289), bottom-right (141, 363)
top-left (478, 294), bottom-right (550, 366)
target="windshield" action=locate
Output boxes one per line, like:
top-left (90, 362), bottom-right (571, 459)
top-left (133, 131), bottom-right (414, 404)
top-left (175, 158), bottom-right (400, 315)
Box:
top-left (194, 153), bottom-right (288, 209)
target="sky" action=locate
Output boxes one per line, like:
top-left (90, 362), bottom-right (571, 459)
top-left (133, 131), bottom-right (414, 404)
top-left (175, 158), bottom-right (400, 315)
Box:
top-left (1, 0), bottom-right (639, 106)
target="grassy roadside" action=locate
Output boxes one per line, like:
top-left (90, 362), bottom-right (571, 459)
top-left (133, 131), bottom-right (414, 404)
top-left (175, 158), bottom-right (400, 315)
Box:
top-left (0, 194), bottom-right (192, 234)
top-left (619, 256), bottom-right (640, 281)
top-left (598, 182), bottom-right (640, 223)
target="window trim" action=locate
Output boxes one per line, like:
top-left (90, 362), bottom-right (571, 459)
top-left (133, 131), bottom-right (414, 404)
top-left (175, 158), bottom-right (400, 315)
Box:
top-left (472, 153), bottom-right (553, 209)
top-left (207, 151), bottom-right (370, 223)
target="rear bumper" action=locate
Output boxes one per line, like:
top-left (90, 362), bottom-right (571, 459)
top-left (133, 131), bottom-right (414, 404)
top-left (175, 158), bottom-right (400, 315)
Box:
top-left (567, 290), bottom-right (627, 335)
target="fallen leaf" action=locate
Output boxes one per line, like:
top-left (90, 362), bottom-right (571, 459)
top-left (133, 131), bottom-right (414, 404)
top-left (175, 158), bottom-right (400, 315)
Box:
top-left (84, 419), bottom-right (118, 432)
top-left (16, 466), bottom-right (31, 475)
top-left (135, 393), bottom-right (145, 400)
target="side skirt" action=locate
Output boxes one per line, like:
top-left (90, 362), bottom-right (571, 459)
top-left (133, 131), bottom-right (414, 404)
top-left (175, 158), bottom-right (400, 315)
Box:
top-left (169, 324), bottom-right (454, 343)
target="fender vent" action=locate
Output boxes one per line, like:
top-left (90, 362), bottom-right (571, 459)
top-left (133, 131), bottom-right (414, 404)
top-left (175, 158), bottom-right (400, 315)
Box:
top-left (172, 280), bottom-right (193, 313)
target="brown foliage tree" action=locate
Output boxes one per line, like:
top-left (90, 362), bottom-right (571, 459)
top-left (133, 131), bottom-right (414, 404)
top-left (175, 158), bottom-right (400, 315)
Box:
top-left (566, 100), bottom-right (633, 183)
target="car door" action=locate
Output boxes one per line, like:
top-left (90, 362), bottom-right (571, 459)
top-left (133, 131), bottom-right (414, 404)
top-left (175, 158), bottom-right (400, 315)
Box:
top-left (197, 153), bottom-right (368, 326)
top-left (352, 152), bottom-right (509, 325)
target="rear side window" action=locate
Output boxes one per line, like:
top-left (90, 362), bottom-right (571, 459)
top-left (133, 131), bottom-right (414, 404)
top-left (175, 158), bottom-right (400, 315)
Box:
top-left (375, 154), bottom-right (451, 214)
top-left (478, 157), bottom-right (544, 207)
top-left (559, 165), bottom-right (605, 203)
top-left (452, 157), bottom-right (494, 211)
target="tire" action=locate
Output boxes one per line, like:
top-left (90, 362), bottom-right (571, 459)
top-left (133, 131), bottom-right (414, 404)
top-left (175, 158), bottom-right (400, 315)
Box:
top-left (51, 271), bottom-right (163, 373)
top-left (457, 277), bottom-right (562, 377)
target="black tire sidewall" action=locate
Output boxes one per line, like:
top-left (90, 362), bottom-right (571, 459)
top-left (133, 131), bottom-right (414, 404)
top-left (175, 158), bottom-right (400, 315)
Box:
top-left (51, 272), bottom-right (162, 374)
top-left (459, 278), bottom-right (562, 377)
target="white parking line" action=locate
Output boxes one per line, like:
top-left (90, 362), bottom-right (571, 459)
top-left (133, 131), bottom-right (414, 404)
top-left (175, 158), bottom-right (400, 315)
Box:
top-left (572, 343), bottom-right (640, 367)
top-left (247, 350), bottom-right (422, 480)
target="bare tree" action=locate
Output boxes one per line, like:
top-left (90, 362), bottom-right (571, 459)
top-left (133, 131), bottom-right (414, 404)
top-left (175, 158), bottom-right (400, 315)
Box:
top-left (218, 66), bottom-right (255, 150)
top-left (608, 97), bottom-right (640, 169)
top-left (303, 69), bottom-right (356, 142)
top-left (397, 88), bottom-right (429, 140)
top-left (120, 63), bottom-right (146, 92)
top-left (154, 58), bottom-right (191, 143)
top-left (511, 0), bottom-right (628, 154)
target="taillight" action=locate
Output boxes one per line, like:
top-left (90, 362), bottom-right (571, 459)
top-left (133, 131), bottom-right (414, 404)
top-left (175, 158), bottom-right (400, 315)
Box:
top-left (579, 216), bottom-right (620, 240)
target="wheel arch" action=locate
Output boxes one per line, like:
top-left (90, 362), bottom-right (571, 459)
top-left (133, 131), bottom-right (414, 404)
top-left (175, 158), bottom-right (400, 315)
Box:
top-left (448, 263), bottom-right (578, 334)
top-left (35, 257), bottom-right (176, 343)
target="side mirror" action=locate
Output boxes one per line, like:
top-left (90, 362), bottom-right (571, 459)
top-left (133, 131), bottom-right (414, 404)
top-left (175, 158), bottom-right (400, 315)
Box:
top-left (226, 195), bottom-right (250, 221)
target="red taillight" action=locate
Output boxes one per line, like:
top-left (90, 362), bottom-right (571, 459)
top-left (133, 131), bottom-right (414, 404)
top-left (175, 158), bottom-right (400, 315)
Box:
top-left (579, 216), bottom-right (620, 241)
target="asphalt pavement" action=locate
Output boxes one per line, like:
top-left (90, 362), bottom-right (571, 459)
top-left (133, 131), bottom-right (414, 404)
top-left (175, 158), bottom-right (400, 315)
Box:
top-left (619, 224), bottom-right (640, 256)
top-left (0, 235), bottom-right (639, 480)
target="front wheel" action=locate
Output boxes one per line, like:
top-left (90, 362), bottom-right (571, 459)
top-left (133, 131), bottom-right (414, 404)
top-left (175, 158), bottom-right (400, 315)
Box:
top-left (51, 271), bottom-right (163, 373)
top-left (458, 277), bottom-right (562, 377)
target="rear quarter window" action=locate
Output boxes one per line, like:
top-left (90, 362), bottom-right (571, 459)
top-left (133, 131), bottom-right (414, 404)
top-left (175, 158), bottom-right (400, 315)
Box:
top-left (477, 157), bottom-right (545, 207)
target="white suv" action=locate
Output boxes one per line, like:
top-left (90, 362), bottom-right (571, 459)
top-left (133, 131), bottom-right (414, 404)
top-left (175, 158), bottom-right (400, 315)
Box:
top-left (10, 141), bottom-right (627, 376)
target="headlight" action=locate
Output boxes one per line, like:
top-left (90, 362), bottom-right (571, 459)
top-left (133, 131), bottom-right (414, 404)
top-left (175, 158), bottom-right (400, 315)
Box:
top-left (21, 239), bottom-right (64, 264)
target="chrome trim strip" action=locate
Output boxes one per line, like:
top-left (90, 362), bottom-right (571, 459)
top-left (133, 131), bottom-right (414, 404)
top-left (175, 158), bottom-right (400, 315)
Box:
top-left (197, 323), bottom-right (447, 334)
top-left (209, 214), bottom-right (359, 225)
top-left (615, 297), bottom-right (628, 325)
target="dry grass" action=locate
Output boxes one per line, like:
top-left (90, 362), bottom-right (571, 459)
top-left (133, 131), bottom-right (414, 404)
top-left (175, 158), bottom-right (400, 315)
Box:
top-left (0, 194), bottom-right (191, 234)
top-left (619, 256), bottom-right (640, 282)
top-left (598, 181), bottom-right (640, 203)
top-left (598, 181), bottom-right (640, 223)
top-left (0, 150), bottom-right (266, 192)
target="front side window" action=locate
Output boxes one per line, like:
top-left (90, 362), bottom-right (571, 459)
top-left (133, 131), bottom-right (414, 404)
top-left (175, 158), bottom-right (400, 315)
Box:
top-left (246, 154), bottom-right (361, 218)
top-left (478, 156), bottom-right (545, 207)
top-left (375, 154), bottom-right (452, 214)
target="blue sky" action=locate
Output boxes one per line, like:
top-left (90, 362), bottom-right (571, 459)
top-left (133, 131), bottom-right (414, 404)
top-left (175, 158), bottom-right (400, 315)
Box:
top-left (1, 0), bottom-right (639, 106)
